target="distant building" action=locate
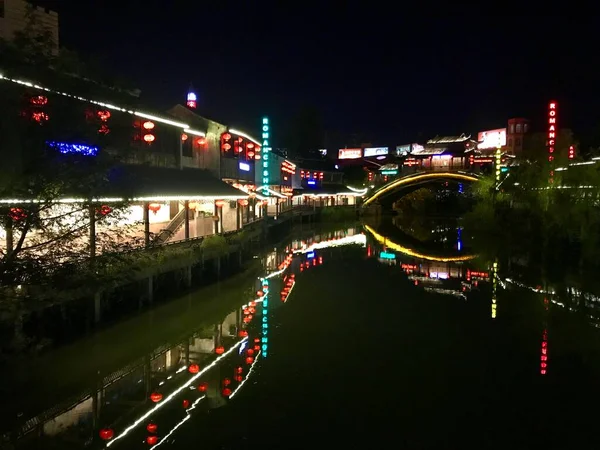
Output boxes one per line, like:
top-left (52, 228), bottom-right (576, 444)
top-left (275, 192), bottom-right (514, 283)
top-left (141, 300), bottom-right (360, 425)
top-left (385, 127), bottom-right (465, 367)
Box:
top-left (506, 118), bottom-right (530, 155)
top-left (0, 0), bottom-right (59, 54)
top-left (404, 134), bottom-right (476, 170)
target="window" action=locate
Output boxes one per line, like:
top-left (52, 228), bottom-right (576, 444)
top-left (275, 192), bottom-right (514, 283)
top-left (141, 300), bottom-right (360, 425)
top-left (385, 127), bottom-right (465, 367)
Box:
top-left (524, 123), bottom-right (529, 133)
top-left (509, 124), bottom-right (515, 134)
top-left (516, 124), bottom-right (522, 133)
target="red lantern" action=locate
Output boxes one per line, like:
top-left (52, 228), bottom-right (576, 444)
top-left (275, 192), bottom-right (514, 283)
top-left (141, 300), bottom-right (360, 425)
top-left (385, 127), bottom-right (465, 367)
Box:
top-left (246, 348), bottom-right (255, 356)
top-left (188, 364), bottom-right (200, 374)
top-left (8, 208), bottom-right (27, 221)
top-left (215, 200), bottom-right (226, 208)
top-left (235, 366), bottom-right (243, 374)
top-left (215, 345), bottom-right (225, 355)
top-left (150, 392), bottom-right (163, 403)
top-left (148, 203), bottom-right (161, 214)
top-left (146, 423), bottom-right (158, 434)
top-left (245, 314), bottom-right (253, 321)
top-left (143, 121), bottom-right (155, 130)
top-left (97, 205), bottom-right (112, 216)
top-left (223, 143), bottom-right (231, 151)
top-left (144, 134), bottom-right (156, 143)
top-left (99, 428), bottom-right (114, 441)
top-left (254, 345), bottom-right (260, 351)
top-left (238, 199), bottom-right (249, 206)
top-left (256, 290), bottom-right (264, 297)
top-left (238, 330), bottom-right (248, 337)
top-left (223, 378), bottom-right (231, 386)
top-left (243, 309), bottom-right (251, 315)
top-left (183, 399), bottom-right (190, 408)
top-left (234, 375), bottom-right (243, 382)
top-left (247, 143), bottom-right (254, 149)
top-left (245, 356), bottom-right (254, 364)
top-left (196, 137), bottom-right (206, 146)
top-left (147, 435), bottom-right (158, 445)
top-left (181, 133), bottom-right (188, 141)
top-left (222, 133), bottom-right (231, 141)
top-left (222, 388), bottom-right (232, 397)
top-left (198, 382), bottom-right (208, 393)
top-left (254, 338), bottom-right (260, 343)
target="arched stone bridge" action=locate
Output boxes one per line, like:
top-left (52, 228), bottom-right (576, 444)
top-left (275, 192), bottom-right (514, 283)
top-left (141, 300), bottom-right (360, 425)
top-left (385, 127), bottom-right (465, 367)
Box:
top-left (363, 171), bottom-right (481, 207)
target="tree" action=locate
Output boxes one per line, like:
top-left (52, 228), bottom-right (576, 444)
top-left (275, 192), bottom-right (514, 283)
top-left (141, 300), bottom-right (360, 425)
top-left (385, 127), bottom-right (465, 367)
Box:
top-left (522, 129), bottom-right (577, 164)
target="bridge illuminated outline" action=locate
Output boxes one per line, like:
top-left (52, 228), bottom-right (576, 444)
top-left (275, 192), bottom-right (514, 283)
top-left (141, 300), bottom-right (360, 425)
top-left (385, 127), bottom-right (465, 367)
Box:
top-left (363, 171), bottom-right (480, 206)
top-left (364, 225), bottom-right (476, 262)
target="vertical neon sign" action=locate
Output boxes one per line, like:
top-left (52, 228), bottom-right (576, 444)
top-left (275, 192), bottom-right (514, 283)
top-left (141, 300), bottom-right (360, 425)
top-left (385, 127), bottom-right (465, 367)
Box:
top-left (261, 278), bottom-right (269, 358)
top-left (548, 101), bottom-right (557, 184)
top-left (494, 148), bottom-right (501, 183)
top-left (491, 260), bottom-right (498, 319)
top-left (262, 118), bottom-right (270, 187)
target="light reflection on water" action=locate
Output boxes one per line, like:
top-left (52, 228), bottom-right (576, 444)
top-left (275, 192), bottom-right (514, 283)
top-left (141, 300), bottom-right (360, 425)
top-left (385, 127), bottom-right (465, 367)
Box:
top-left (7, 221), bottom-right (600, 449)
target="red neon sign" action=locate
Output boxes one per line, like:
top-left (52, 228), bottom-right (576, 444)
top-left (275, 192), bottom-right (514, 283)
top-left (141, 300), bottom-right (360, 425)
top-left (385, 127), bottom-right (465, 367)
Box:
top-left (548, 101), bottom-right (557, 161)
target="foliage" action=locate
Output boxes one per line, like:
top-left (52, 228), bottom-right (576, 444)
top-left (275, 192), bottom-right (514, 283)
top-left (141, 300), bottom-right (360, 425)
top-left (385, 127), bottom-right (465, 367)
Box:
top-left (522, 129), bottom-right (577, 164)
top-left (465, 158), bottom-right (600, 271)
top-left (200, 235), bottom-right (229, 256)
top-left (394, 188), bottom-right (435, 215)
top-left (0, 15), bottom-right (142, 306)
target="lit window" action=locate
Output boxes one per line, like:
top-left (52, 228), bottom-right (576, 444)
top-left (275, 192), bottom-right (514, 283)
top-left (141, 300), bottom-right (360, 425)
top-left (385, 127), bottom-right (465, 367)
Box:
top-left (516, 124), bottom-right (522, 133)
top-left (524, 123), bottom-right (529, 133)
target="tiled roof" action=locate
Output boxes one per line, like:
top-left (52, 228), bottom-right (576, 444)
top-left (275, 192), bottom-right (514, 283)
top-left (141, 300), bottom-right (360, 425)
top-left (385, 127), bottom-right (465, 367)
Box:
top-left (426, 134), bottom-right (471, 144)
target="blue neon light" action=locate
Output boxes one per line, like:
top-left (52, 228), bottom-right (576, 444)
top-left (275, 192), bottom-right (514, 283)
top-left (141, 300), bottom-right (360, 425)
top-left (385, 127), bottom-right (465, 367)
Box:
top-left (379, 251), bottom-right (396, 259)
top-left (307, 180), bottom-right (316, 185)
top-left (307, 251), bottom-right (315, 259)
top-left (239, 162), bottom-right (250, 172)
top-left (47, 141), bottom-right (99, 156)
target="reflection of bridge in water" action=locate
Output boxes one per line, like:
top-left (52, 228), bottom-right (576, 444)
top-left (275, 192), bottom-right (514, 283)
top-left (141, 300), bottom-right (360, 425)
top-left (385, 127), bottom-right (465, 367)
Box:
top-left (364, 224), bottom-right (488, 300)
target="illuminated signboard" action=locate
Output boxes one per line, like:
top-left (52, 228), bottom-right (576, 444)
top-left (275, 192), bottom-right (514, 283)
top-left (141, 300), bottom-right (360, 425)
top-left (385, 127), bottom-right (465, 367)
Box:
top-left (239, 162), bottom-right (250, 172)
top-left (379, 251), bottom-right (395, 259)
top-left (396, 145), bottom-right (411, 155)
top-left (412, 144), bottom-right (424, 153)
top-left (338, 148), bottom-right (362, 159)
top-left (477, 128), bottom-right (507, 149)
top-left (364, 147), bottom-right (389, 157)
top-left (548, 101), bottom-right (557, 164)
top-left (262, 117), bottom-right (271, 187)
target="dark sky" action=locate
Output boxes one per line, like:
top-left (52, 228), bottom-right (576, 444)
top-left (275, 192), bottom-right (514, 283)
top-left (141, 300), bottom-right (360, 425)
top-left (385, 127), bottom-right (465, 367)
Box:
top-left (29, 3), bottom-right (600, 147)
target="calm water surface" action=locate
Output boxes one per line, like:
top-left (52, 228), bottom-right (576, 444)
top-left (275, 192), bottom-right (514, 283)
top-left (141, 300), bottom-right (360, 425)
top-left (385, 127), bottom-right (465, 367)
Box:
top-left (4, 220), bottom-right (600, 449)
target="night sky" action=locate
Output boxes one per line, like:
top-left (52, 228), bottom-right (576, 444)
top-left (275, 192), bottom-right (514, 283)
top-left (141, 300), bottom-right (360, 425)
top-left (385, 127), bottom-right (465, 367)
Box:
top-left (28, 4), bottom-right (600, 147)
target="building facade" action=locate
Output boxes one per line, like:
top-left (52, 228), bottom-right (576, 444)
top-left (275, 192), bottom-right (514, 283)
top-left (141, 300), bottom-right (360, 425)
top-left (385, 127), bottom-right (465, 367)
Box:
top-left (0, 0), bottom-right (59, 54)
top-left (506, 117), bottom-right (530, 155)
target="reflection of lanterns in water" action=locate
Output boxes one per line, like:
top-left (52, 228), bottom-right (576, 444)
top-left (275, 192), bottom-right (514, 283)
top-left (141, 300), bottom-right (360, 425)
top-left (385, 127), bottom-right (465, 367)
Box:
top-left (188, 364), bottom-right (200, 374)
top-left (246, 348), bottom-right (255, 356)
top-left (146, 423), bottom-right (158, 433)
top-left (198, 382), bottom-right (208, 392)
top-left (222, 388), bottom-right (232, 397)
top-left (215, 346), bottom-right (225, 355)
top-left (150, 392), bottom-right (163, 403)
top-left (148, 203), bottom-right (161, 214)
top-left (99, 429), bottom-right (114, 441)
top-left (182, 399), bottom-right (190, 408)
top-left (245, 356), bottom-right (254, 364)
top-left (223, 378), bottom-right (231, 386)
top-left (235, 366), bottom-right (243, 374)
top-left (147, 435), bottom-right (158, 445)
top-left (234, 375), bottom-right (243, 382)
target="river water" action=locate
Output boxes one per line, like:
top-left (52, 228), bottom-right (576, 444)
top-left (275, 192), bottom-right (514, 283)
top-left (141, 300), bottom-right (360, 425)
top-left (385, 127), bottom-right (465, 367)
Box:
top-left (3, 219), bottom-right (600, 449)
